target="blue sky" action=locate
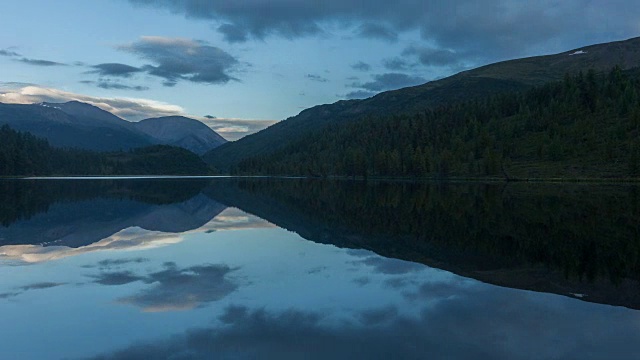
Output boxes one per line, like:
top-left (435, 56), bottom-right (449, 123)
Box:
top-left (1, 0), bottom-right (639, 140)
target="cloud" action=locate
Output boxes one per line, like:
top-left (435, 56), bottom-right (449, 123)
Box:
top-left (126, 1), bottom-right (640, 68)
top-left (403, 45), bottom-right (461, 67)
top-left (0, 282), bottom-right (66, 299)
top-left (357, 23), bottom-right (398, 42)
top-left (350, 61), bottom-right (371, 72)
top-left (0, 49), bottom-right (20, 57)
top-left (17, 58), bottom-right (67, 67)
top-left (200, 117), bottom-right (278, 141)
top-left (81, 80), bottom-right (149, 91)
top-left (0, 84), bottom-right (271, 139)
top-left (353, 256), bottom-right (424, 275)
top-left (87, 291), bottom-right (640, 360)
top-left (350, 73), bottom-right (426, 92)
top-left (343, 90), bottom-right (376, 99)
top-left (119, 36), bottom-right (240, 86)
top-left (217, 23), bottom-right (249, 43)
top-left (82, 257), bottom-right (149, 269)
top-left (0, 48), bottom-right (66, 67)
top-left (382, 57), bottom-right (412, 71)
top-left (112, 262), bottom-right (238, 312)
top-left (91, 271), bottom-right (143, 286)
top-left (0, 227), bottom-right (185, 264)
top-left (306, 74), bottom-right (328, 83)
top-left (89, 63), bottom-right (143, 78)
top-left (0, 84), bottom-right (184, 120)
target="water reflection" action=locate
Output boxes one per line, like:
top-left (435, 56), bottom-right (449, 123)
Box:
top-left (0, 178), bottom-right (640, 359)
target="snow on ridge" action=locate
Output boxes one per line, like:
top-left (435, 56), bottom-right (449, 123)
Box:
top-left (569, 50), bottom-right (587, 56)
top-left (37, 102), bottom-right (61, 110)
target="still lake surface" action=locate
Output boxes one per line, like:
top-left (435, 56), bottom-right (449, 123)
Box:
top-left (1, 177), bottom-right (640, 359)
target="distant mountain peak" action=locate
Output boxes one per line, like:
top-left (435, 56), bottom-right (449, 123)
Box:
top-left (134, 116), bottom-right (227, 155)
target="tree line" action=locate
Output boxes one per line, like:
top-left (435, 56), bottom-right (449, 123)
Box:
top-left (0, 125), bottom-right (211, 176)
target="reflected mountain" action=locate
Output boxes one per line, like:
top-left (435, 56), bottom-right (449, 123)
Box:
top-left (204, 178), bottom-right (640, 310)
top-left (0, 179), bottom-right (225, 247)
top-left (2, 178), bottom-right (640, 309)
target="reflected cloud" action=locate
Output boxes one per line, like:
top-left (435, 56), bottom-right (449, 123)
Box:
top-left (0, 228), bottom-right (183, 264)
top-left (87, 285), bottom-right (640, 360)
top-left (92, 271), bottom-right (143, 286)
top-left (0, 282), bottom-right (66, 299)
top-left (0, 208), bottom-right (274, 265)
top-left (359, 306), bottom-right (398, 326)
top-left (197, 208), bottom-right (276, 232)
top-left (96, 258), bottom-right (149, 269)
top-left (116, 262), bottom-right (238, 312)
top-left (353, 256), bottom-right (424, 275)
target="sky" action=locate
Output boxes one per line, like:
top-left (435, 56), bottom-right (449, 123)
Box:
top-left (0, 0), bottom-right (639, 140)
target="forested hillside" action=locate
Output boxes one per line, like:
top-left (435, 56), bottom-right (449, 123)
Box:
top-left (205, 37), bottom-right (640, 171)
top-left (0, 125), bottom-right (211, 176)
top-left (235, 67), bottom-right (640, 179)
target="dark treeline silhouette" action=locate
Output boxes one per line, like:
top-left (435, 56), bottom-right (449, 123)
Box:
top-left (0, 178), bottom-right (211, 226)
top-left (235, 67), bottom-right (640, 179)
top-left (206, 178), bottom-right (640, 307)
top-left (0, 125), bottom-right (211, 176)
top-left (3, 177), bottom-right (640, 308)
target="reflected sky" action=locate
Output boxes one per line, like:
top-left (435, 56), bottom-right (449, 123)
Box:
top-left (0, 210), bottom-right (639, 360)
top-left (2, 180), bottom-right (640, 359)
top-left (0, 208), bottom-right (273, 265)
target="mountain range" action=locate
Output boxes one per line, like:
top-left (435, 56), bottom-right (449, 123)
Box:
top-left (204, 36), bottom-right (640, 171)
top-left (0, 100), bottom-right (226, 154)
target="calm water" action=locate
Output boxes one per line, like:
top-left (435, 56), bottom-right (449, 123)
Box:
top-left (1, 178), bottom-right (640, 359)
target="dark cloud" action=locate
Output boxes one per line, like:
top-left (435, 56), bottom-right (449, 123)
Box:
top-left (0, 49), bottom-right (20, 57)
top-left (90, 63), bottom-right (143, 78)
top-left (92, 271), bottom-right (143, 286)
top-left (119, 36), bottom-right (239, 86)
top-left (403, 45), bottom-right (461, 67)
top-left (343, 90), bottom-right (376, 99)
top-left (96, 82), bottom-right (149, 91)
top-left (352, 276), bottom-right (370, 286)
top-left (350, 73), bottom-right (426, 93)
top-left (0, 282), bottom-right (66, 299)
top-left (217, 23), bottom-right (249, 43)
top-left (126, 1), bottom-right (640, 68)
top-left (306, 74), bottom-right (328, 83)
top-left (97, 258), bottom-right (149, 268)
top-left (350, 61), bottom-right (371, 72)
top-left (382, 57), bottom-right (412, 71)
top-left (86, 286), bottom-right (640, 360)
top-left (359, 306), bottom-right (399, 326)
top-left (17, 58), bottom-right (67, 67)
top-left (357, 23), bottom-right (398, 42)
top-left (81, 80), bottom-right (149, 91)
top-left (19, 282), bottom-right (66, 291)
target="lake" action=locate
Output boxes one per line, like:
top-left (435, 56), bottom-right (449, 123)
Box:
top-left (1, 178), bottom-right (639, 359)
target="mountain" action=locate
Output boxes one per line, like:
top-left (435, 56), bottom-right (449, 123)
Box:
top-left (203, 179), bottom-right (640, 310)
top-left (0, 180), bottom-right (225, 248)
top-left (0, 101), bottom-right (227, 153)
top-left (204, 36), bottom-right (640, 171)
top-left (0, 125), bottom-right (212, 176)
top-left (134, 116), bottom-right (227, 155)
top-left (0, 102), bottom-right (153, 151)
